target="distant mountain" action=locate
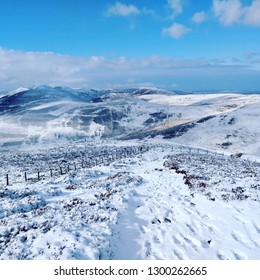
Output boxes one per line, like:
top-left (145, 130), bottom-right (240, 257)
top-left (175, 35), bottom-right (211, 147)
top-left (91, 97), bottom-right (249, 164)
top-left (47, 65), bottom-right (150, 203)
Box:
top-left (0, 86), bottom-right (174, 145)
top-left (0, 85), bottom-right (259, 156)
top-left (0, 86), bottom-right (175, 111)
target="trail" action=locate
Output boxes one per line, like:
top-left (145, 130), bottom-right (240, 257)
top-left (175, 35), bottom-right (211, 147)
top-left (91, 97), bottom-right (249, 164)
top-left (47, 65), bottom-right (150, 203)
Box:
top-left (1, 144), bottom-right (259, 260)
top-left (110, 149), bottom-right (260, 260)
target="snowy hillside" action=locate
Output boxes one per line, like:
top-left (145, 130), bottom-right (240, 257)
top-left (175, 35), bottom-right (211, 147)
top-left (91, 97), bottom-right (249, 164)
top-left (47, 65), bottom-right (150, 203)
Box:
top-left (0, 86), bottom-right (259, 260)
top-left (0, 86), bottom-right (259, 157)
top-left (137, 93), bottom-right (260, 156)
top-left (0, 143), bottom-right (259, 259)
top-left (0, 86), bottom-right (176, 147)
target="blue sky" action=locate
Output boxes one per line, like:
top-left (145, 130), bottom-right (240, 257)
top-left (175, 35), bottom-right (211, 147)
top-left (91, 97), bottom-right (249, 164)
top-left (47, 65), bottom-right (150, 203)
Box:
top-left (0, 0), bottom-right (260, 91)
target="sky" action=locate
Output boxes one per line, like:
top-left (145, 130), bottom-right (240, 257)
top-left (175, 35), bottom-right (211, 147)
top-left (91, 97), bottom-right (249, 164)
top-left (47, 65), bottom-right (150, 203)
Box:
top-left (0, 0), bottom-right (260, 91)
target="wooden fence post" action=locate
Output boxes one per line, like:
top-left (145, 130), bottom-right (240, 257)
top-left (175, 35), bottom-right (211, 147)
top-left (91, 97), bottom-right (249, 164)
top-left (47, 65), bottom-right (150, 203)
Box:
top-left (25, 172), bottom-right (27, 182)
top-left (37, 171), bottom-right (40, 181)
top-left (6, 174), bottom-right (9, 186)
top-left (50, 169), bottom-right (53, 177)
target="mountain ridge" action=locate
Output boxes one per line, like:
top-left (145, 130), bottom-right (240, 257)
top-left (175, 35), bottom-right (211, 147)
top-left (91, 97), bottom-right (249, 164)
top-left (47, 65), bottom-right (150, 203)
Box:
top-left (0, 85), bottom-right (259, 156)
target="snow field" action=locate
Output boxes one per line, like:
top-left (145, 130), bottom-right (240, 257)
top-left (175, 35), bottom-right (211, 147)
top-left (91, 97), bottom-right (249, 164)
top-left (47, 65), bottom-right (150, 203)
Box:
top-left (120, 150), bottom-right (259, 260)
top-left (1, 142), bottom-right (259, 260)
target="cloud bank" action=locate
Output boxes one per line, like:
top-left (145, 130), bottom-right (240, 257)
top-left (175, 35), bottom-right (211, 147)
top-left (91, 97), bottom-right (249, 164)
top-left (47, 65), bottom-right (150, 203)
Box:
top-left (0, 47), bottom-right (259, 91)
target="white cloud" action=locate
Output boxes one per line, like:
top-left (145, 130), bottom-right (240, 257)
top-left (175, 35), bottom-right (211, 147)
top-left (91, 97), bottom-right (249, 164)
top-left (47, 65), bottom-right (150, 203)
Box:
top-left (106, 2), bottom-right (140, 17)
top-left (0, 47), bottom-right (259, 91)
top-left (191, 11), bottom-right (207, 24)
top-left (213, 0), bottom-right (260, 26)
top-left (243, 0), bottom-right (260, 26)
top-left (167, 0), bottom-right (183, 18)
top-left (0, 48), bottom-right (100, 89)
top-left (162, 23), bottom-right (191, 39)
top-left (213, 0), bottom-right (242, 25)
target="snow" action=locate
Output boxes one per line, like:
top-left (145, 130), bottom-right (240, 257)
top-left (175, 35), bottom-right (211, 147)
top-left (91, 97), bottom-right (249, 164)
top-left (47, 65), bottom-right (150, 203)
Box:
top-left (173, 101), bottom-right (260, 156)
top-left (138, 93), bottom-right (260, 107)
top-left (0, 143), bottom-right (259, 260)
top-left (1, 87), bottom-right (28, 98)
top-left (87, 121), bottom-right (106, 137)
top-left (38, 126), bottom-right (87, 142)
top-left (29, 100), bottom-right (84, 117)
top-left (111, 147), bottom-right (260, 260)
top-left (136, 93), bottom-right (260, 157)
top-left (1, 87), bottom-right (259, 158)
top-left (0, 86), bottom-right (259, 260)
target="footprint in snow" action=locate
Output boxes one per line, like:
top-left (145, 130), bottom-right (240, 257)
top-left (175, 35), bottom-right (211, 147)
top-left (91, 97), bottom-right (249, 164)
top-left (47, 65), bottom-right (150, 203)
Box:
top-left (186, 223), bottom-right (196, 234)
top-left (231, 231), bottom-right (253, 249)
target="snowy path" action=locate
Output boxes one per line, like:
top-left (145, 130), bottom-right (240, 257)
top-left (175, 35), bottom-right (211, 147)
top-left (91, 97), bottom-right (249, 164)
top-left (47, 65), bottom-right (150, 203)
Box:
top-left (110, 150), bottom-right (260, 260)
top-left (0, 144), bottom-right (259, 260)
top-left (110, 193), bottom-right (145, 259)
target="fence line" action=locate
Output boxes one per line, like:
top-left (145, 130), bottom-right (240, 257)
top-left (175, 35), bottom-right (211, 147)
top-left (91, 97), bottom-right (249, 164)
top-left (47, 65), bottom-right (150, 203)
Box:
top-left (3, 145), bottom-right (150, 186)
top-left (2, 143), bottom-right (258, 187)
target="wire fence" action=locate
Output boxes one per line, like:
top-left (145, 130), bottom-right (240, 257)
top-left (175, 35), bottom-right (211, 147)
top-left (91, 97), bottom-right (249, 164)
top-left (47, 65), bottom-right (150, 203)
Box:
top-left (1, 142), bottom-right (259, 187)
top-left (2, 145), bottom-right (150, 186)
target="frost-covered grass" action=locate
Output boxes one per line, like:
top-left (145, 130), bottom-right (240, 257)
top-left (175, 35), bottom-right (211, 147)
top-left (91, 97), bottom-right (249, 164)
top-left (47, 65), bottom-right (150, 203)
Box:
top-left (0, 142), bottom-right (259, 260)
top-left (164, 150), bottom-right (260, 202)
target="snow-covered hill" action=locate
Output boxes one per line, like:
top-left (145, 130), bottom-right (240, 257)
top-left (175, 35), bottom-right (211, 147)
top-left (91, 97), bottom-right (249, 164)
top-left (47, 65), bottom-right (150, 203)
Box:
top-left (0, 86), bottom-right (174, 146)
top-left (136, 93), bottom-right (260, 156)
top-left (0, 86), bottom-right (259, 260)
top-left (0, 143), bottom-right (259, 259)
top-left (0, 86), bottom-right (259, 157)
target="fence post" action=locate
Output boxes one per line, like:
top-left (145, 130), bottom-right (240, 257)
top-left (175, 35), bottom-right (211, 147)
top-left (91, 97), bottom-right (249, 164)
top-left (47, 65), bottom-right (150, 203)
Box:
top-left (60, 167), bottom-right (63, 175)
top-left (25, 172), bottom-right (27, 182)
top-left (50, 169), bottom-right (53, 177)
top-left (37, 171), bottom-right (40, 181)
top-left (74, 162), bottom-right (77, 171)
top-left (6, 174), bottom-right (9, 186)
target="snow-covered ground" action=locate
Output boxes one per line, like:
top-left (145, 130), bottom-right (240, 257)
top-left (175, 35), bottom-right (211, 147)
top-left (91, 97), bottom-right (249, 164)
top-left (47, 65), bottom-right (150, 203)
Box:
top-left (0, 142), bottom-right (259, 260)
top-left (0, 87), bottom-right (259, 260)
top-left (1, 87), bottom-right (259, 157)
top-left (138, 92), bottom-right (260, 108)
top-left (138, 93), bottom-right (260, 156)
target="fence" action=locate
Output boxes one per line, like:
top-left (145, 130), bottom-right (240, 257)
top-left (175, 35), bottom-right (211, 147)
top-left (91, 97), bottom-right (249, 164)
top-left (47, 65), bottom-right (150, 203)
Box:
top-left (3, 144), bottom-right (150, 186)
top-left (2, 142), bottom-right (258, 187)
